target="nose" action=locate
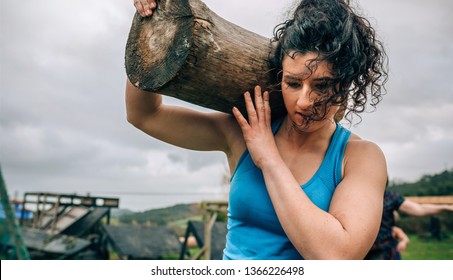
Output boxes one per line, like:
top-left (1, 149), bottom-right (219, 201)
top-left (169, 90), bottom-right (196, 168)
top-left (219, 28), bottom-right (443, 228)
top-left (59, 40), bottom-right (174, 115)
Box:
top-left (296, 88), bottom-right (315, 111)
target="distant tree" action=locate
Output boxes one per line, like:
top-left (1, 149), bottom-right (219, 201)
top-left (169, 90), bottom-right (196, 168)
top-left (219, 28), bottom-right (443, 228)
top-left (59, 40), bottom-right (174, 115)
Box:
top-left (391, 169), bottom-right (453, 196)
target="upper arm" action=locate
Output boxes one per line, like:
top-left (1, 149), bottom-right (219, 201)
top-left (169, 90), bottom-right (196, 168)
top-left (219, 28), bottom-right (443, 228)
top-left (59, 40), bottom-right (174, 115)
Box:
top-left (398, 200), bottom-right (425, 216)
top-left (141, 105), bottom-right (236, 152)
top-left (125, 79), bottom-right (241, 153)
top-left (328, 140), bottom-right (387, 257)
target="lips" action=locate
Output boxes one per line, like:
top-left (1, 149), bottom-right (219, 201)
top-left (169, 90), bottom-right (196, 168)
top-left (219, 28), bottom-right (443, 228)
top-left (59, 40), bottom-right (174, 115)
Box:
top-left (297, 111), bottom-right (313, 118)
top-left (295, 112), bottom-right (308, 124)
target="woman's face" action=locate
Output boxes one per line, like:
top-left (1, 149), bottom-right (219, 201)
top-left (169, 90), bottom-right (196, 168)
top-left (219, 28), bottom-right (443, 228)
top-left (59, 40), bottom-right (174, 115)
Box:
top-left (281, 52), bottom-right (339, 130)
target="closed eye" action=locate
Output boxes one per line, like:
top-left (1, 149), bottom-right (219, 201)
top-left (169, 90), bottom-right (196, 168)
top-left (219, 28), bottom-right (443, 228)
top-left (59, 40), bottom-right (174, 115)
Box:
top-left (314, 83), bottom-right (329, 91)
top-left (284, 81), bottom-right (301, 89)
top-left (313, 82), bottom-right (335, 96)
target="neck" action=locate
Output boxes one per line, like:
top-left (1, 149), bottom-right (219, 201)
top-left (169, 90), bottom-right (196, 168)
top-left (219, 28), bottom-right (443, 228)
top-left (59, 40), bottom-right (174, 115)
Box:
top-left (278, 116), bottom-right (337, 148)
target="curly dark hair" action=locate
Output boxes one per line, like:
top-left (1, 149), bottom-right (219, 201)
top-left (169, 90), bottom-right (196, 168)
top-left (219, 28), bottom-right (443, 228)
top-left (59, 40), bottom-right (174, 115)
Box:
top-left (269, 0), bottom-right (388, 124)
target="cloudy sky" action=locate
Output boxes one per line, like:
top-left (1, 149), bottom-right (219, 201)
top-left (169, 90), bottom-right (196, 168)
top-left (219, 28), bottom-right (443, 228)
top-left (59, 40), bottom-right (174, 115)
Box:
top-left (1, 0), bottom-right (452, 211)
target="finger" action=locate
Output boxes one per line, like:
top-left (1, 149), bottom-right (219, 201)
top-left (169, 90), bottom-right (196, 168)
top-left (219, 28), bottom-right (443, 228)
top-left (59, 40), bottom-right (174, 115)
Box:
top-left (134, 0), bottom-right (146, 17)
top-left (263, 91), bottom-right (271, 126)
top-left (148, 0), bottom-right (158, 13)
top-left (142, 0), bottom-right (153, 16)
top-left (232, 107), bottom-right (250, 131)
top-left (149, 0), bottom-right (157, 8)
top-left (244, 91), bottom-right (258, 126)
top-left (254, 86), bottom-right (265, 121)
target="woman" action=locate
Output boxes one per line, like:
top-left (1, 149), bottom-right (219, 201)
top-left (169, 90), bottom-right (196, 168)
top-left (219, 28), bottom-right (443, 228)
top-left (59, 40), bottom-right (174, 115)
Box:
top-left (128, 0), bottom-right (388, 259)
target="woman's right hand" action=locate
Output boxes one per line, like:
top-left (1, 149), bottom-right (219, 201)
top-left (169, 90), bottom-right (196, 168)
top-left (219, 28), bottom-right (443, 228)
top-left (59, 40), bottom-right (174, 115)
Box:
top-left (134, 0), bottom-right (157, 17)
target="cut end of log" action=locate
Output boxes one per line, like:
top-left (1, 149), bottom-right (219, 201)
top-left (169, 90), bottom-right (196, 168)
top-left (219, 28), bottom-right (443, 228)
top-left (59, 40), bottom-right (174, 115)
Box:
top-left (125, 0), bottom-right (194, 90)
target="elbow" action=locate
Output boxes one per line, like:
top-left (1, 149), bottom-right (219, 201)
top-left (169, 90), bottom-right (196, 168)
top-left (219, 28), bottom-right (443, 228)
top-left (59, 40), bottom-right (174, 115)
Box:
top-left (324, 249), bottom-right (365, 260)
top-left (126, 104), bottom-right (161, 131)
top-left (312, 234), bottom-right (374, 260)
top-left (125, 97), bottom-right (152, 130)
top-left (301, 242), bottom-right (366, 260)
top-left (125, 86), bottom-right (162, 130)
top-left (306, 251), bottom-right (362, 260)
top-left (125, 78), bottom-right (152, 129)
top-left (125, 98), bottom-right (141, 130)
top-left (126, 111), bottom-right (145, 130)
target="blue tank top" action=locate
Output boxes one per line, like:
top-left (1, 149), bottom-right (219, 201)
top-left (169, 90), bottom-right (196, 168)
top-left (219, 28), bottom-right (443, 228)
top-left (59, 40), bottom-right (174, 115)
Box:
top-left (223, 117), bottom-right (351, 260)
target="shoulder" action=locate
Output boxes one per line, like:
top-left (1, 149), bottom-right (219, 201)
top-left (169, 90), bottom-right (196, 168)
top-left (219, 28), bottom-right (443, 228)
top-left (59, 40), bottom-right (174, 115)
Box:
top-left (344, 133), bottom-right (386, 166)
top-left (385, 191), bottom-right (405, 204)
top-left (341, 133), bottom-right (387, 184)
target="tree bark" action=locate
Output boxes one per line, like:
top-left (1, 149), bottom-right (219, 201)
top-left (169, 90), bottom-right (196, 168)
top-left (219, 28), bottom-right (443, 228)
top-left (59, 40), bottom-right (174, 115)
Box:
top-left (125, 0), bottom-right (286, 117)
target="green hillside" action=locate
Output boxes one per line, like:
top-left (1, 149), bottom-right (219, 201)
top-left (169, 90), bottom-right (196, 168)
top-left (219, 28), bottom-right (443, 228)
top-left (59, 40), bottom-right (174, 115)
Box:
top-left (389, 169), bottom-right (453, 196)
top-left (118, 203), bottom-right (203, 226)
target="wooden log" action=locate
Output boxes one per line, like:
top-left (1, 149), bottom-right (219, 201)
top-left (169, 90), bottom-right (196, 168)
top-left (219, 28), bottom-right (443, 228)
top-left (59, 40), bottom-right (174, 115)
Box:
top-left (125, 0), bottom-right (286, 117)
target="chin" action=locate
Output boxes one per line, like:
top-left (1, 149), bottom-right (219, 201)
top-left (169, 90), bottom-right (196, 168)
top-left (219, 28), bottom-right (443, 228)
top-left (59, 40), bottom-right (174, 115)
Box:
top-left (290, 118), bottom-right (313, 132)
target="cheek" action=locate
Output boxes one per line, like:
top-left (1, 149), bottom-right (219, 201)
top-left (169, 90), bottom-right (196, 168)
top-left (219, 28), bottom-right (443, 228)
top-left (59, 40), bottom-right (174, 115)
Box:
top-left (281, 90), bottom-right (297, 107)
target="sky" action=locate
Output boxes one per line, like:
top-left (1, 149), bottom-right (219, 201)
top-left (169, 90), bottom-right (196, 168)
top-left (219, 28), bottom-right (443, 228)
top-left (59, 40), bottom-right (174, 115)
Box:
top-left (1, 0), bottom-right (452, 211)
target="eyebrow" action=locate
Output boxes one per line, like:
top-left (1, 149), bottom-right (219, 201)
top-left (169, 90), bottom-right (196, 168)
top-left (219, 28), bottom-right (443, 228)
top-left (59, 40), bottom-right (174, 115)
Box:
top-left (312, 77), bottom-right (335, 83)
top-left (283, 74), bottom-right (334, 82)
top-left (283, 75), bottom-right (301, 81)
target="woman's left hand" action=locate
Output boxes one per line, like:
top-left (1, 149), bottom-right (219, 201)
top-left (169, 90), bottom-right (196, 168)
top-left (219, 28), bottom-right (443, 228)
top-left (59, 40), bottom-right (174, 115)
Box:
top-left (232, 86), bottom-right (280, 169)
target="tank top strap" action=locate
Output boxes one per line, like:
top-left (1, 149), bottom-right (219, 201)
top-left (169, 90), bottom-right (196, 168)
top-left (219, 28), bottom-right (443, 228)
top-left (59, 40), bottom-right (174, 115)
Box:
top-left (320, 123), bottom-right (351, 187)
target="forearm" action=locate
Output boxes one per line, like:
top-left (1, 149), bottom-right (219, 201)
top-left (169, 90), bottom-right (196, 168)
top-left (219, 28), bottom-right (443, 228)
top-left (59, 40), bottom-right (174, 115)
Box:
top-left (261, 159), bottom-right (355, 259)
top-left (125, 79), bottom-right (162, 127)
top-left (418, 204), bottom-right (450, 216)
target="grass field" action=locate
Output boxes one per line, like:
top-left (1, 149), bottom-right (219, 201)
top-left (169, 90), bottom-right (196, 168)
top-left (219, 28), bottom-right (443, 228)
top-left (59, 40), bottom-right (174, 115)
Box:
top-left (401, 234), bottom-right (453, 260)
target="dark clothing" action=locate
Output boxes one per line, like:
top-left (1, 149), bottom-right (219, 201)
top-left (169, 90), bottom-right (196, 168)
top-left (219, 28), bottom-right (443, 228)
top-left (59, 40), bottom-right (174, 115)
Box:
top-left (365, 190), bottom-right (405, 260)
top-left (429, 216), bottom-right (441, 240)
